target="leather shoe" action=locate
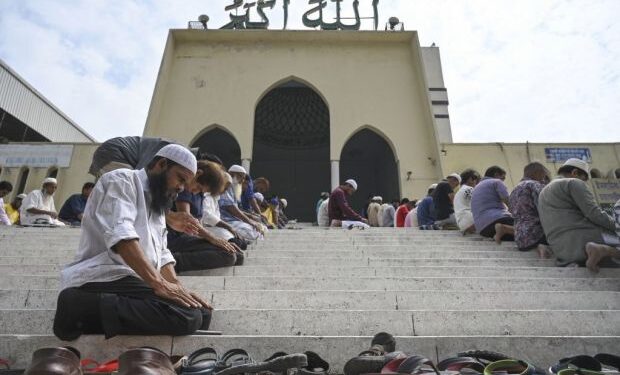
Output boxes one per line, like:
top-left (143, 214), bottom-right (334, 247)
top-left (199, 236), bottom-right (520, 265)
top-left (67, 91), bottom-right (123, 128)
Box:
top-left (118, 347), bottom-right (175, 375)
top-left (24, 346), bottom-right (82, 375)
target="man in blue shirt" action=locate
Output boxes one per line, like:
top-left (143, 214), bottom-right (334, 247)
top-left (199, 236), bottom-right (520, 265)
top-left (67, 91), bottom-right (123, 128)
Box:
top-left (417, 184), bottom-right (438, 230)
top-left (59, 182), bottom-right (95, 226)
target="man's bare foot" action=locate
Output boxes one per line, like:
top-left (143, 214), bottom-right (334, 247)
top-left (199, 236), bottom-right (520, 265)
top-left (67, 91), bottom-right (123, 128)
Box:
top-left (494, 223), bottom-right (505, 244)
top-left (537, 244), bottom-right (552, 259)
top-left (585, 242), bottom-right (615, 273)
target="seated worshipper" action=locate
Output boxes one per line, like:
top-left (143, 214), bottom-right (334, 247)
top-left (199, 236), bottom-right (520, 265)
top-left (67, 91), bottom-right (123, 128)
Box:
top-left (417, 184), bottom-right (438, 230)
top-left (454, 169), bottom-right (481, 235)
top-left (219, 172), bottom-right (265, 241)
top-left (168, 161), bottom-right (244, 272)
top-left (509, 162), bottom-right (552, 258)
top-left (380, 199), bottom-right (399, 227)
top-left (20, 178), bottom-right (65, 226)
top-left (377, 201), bottom-right (386, 227)
top-left (328, 179), bottom-right (368, 227)
top-left (367, 196), bottom-right (383, 227)
top-left (404, 200), bottom-right (419, 228)
top-left (538, 158), bottom-right (619, 272)
top-left (432, 181), bottom-right (456, 228)
top-left (276, 198), bottom-right (289, 228)
top-left (446, 173), bottom-right (462, 194)
top-left (316, 192), bottom-right (329, 220)
top-left (201, 173), bottom-right (248, 251)
top-left (317, 198), bottom-right (330, 227)
top-left (254, 192), bottom-right (277, 228)
top-left (58, 182), bottom-right (95, 226)
top-left (0, 181), bottom-right (14, 225)
top-left (395, 199), bottom-right (416, 228)
top-left (471, 166), bottom-right (514, 243)
top-left (54, 144), bottom-right (212, 341)
top-left (4, 193), bottom-right (26, 225)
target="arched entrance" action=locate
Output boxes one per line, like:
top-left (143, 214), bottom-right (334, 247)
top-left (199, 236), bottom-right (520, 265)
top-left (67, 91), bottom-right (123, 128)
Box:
top-left (340, 128), bottom-right (400, 213)
top-left (191, 127), bottom-right (241, 168)
top-left (252, 80), bottom-right (330, 221)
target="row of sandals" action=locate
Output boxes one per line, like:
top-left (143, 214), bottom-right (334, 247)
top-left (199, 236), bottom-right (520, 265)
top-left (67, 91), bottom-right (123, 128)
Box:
top-left (2, 333), bottom-right (619, 374)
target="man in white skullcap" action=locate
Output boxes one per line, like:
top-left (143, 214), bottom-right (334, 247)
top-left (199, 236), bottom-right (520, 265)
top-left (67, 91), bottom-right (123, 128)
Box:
top-left (539, 158), bottom-right (619, 272)
top-left (55, 144), bottom-right (212, 341)
top-left (20, 177), bottom-right (65, 226)
top-left (367, 196), bottom-right (383, 227)
top-left (328, 179), bottom-right (369, 228)
top-left (446, 173), bottom-right (462, 193)
top-left (219, 166), bottom-right (265, 241)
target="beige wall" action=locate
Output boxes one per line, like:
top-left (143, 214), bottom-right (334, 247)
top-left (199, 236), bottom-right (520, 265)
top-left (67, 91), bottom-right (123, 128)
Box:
top-left (143, 29), bottom-right (445, 201)
top-left (0, 143), bottom-right (98, 210)
top-left (441, 143), bottom-right (620, 190)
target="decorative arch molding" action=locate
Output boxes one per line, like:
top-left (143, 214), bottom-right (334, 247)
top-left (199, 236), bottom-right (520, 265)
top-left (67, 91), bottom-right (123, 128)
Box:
top-left (189, 123), bottom-right (241, 149)
top-left (340, 125), bottom-right (399, 163)
top-left (254, 75), bottom-right (330, 111)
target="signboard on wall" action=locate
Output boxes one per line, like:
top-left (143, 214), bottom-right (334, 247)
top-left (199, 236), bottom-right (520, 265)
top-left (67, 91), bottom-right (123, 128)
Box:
top-left (591, 179), bottom-right (620, 216)
top-left (545, 147), bottom-right (592, 163)
top-left (0, 144), bottom-right (74, 168)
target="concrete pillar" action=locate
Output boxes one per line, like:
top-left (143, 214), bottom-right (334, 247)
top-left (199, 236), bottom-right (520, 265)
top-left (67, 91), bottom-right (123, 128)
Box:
top-left (242, 158), bottom-right (251, 175)
top-left (331, 160), bottom-right (340, 191)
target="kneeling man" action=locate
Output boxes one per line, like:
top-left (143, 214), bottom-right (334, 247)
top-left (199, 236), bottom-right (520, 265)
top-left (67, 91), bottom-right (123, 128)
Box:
top-left (54, 144), bottom-right (212, 340)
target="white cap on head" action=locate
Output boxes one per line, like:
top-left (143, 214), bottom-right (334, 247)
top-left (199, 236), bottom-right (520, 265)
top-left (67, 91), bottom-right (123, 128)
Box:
top-left (280, 198), bottom-right (288, 208)
top-left (345, 179), bottom-right (358, 190)
top-left (372, 196), bottom-right (383, 202)
top-left (228, 165), bottom-right (247, 175)
top-left (429, 183), bottom-right (438, 190)
top-left (254, 192), bottom-right (264, 202)
top-left (563, 158), bottom-right (590, 176)
top-left (42, 177), bottom-right (57, 186)
top-left (17, 193), bottom-right (27, 199)
top-left (155, 144), bottom-right (197, 174)
top-left (447, 173), bottom-right (462, 183)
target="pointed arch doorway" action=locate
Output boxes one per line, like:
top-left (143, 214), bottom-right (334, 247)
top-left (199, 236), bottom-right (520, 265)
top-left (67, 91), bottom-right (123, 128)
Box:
top-left (191, 126), bottom-right (242, 168)
top-left (340, 128), bottom-right (400, 212)
top-left (252, 80), bottom-right (330, 221)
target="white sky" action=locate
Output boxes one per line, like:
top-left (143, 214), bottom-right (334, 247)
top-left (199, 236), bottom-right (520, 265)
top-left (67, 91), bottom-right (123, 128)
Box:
top-left (1, 0), bottom-right (619, 143)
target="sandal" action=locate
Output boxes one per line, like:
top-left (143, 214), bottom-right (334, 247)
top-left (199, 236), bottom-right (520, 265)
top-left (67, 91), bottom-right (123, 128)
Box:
top-left (180, 347), bottom-right (220, 375)
top-left (216, 352), bottom-right (307, 375)
top-left (438, 357), bottom-right (486, 373)
top-left (550, 356), bottom-right (602, 375)
top-left (484, 359), bottom-right (545, 375)
top-left (215, 349), bottom-right (254, 373)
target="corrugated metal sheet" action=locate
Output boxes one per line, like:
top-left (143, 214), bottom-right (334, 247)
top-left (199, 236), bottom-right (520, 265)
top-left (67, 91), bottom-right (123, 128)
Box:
top-left (0, 59), bottom-right (95, 143)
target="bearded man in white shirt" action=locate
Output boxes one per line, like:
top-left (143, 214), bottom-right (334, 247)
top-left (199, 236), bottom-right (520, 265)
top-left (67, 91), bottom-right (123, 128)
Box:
top-left (20, 178), bottom-right (65, 226)
top-left (54, 144), bottom-right (212, 341)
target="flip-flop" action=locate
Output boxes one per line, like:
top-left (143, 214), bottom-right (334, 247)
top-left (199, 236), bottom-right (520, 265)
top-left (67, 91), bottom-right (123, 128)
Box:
top-left (215, 353), bottom-right (307, 375)
top-left (484, 359), bottom-right (545, 375)
top-left (179, 347), bottom-right (220, 375)
top-left (550, 356), bottom-right (602, 374)
top-left (457, 351), bottom-right (511, 366)
top-left (438, 357), bottom-right (486, 373)
top-left (593, 354), bottom-right (620, 372)
top-left (395, 355), bottom-right (440, 375)
top-left (214, 349), bottom-right (253, 373)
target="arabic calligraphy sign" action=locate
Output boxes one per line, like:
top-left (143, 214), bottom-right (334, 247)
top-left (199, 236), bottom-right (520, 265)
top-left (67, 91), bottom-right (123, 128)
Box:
top-left (220, 0), bottom-right (379, 30)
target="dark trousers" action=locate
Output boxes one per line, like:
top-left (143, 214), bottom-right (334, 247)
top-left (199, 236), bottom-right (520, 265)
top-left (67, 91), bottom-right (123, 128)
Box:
top-left (168, 234), bottom-right (245, 273)
top-left (53, 276), bottom-right (211, 341)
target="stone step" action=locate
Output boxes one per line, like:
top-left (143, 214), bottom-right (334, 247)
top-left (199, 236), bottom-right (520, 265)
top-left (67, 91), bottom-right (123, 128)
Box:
top-left (2, 335), bottom-right (618, 373)
top-left (3, 289), bottom-right (619, 311)
top-left (0, 249), bottom-right (540, 260)
top-left (2, 309), bottom-right (620, 336)
top-left (183, 265), bottom-right (619, 278)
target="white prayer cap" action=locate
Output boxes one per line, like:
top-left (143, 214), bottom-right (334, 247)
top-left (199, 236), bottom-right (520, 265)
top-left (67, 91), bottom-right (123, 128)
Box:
top-left (228, 165), bottom-right (247, 175)
top-left (17, 194), bottom-right (27, 199)
top-left (280, 198), bottom-right (288, 208)
top-left (254, 192), bottom-right (264, 202)
top-left (372, 196), bottom-right (383, 202)
top-left (428, 183), bottom-right (438, 190)
top-left (563, 158), bottom-right (590, 176)
top-left (447, 173), bottom-right (462, 183)
top-left (42, 178), bottom-right (57, 186)
top-left (155, 144), bottom-right (197, 174)
top-left (345, 179), bottom-right (358, 190)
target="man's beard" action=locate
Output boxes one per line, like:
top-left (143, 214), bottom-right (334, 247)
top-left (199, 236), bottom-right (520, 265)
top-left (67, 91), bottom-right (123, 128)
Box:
top-left (148, 170), bottom-right (175, 215)
top-left (232, 181), bottom-right (243, 202)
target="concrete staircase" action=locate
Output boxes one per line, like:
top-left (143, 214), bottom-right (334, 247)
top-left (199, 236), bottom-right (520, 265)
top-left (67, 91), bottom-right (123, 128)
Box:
top-left (1, 226), bottom-right (619, 372)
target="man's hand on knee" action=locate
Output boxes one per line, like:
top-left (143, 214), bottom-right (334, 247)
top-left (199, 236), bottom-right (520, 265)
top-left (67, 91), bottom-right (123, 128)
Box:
top-left (153, 279), bottom-right (211, 309)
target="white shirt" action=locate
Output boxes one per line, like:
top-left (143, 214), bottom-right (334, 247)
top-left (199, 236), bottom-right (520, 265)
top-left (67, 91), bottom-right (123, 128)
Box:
top-left (61, 169), bottom-right (175, 289)
top-left (317, 198), bottom-right (330, 227)
top-left (20, 189), bottom-right (57, 225)
top-left (377, 204), bottom-right (386, 227)
top-left (454, 185), bottom-right (475, 230)
top-left (0, 197), bottom-right (10, 225)
top-left (201, 192), bottom-right (222, 227)
top-left (381, 204), bottom-right (395, 227)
